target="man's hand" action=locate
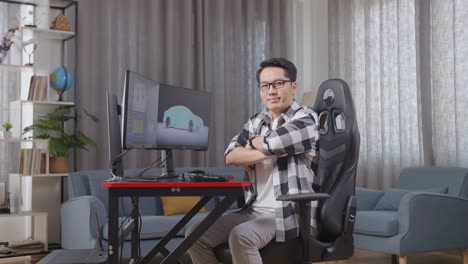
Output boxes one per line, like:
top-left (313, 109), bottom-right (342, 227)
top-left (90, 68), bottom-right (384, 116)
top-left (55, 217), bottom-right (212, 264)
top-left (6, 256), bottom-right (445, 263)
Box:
top-left (250, 136), bottom-right (264, 151)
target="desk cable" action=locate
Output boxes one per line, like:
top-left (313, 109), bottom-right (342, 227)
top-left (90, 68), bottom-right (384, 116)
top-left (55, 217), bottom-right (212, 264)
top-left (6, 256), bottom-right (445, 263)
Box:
top-left (130, 196), bottom-right (143, 263)
top-left (107, 150), bottom-right (130, 182)
top-left (118, 197), bottom-right (134, 264)
top-left (137, 150), bottom-right (173, 176)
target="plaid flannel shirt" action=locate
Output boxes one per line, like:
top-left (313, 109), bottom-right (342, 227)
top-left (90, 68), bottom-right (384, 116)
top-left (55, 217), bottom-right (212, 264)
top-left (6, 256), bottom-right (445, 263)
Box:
top-left (225, 101), bottom-right (319, 242)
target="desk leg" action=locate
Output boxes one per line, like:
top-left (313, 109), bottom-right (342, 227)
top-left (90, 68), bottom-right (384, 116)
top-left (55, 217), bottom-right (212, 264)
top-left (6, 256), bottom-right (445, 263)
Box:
top-left (161, 195), bottom-right (239, 264)
top-left (108, 190), bottom-right (119, 264)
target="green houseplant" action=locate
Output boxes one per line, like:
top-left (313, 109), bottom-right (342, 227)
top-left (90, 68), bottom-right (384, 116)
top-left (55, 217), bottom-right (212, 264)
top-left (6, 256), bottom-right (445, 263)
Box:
top-left (23, 106), bottom-right (98, 173)
top-left (2, 122), bottom-right (13, 132)
top-left (2, 122), bottom-right (13, 140)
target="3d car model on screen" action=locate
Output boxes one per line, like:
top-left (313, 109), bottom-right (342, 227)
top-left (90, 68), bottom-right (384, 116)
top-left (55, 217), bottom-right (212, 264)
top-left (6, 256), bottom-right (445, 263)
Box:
top-left (163, 105), bottom-right (204, 132)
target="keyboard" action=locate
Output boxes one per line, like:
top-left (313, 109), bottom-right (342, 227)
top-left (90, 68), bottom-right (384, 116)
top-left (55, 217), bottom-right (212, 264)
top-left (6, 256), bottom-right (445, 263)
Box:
top-left (122, 175), bottom-right (180, 182)
top-left (111, 172), bottom-right (230, 183)
top-left (180, 172), bottom-right (229, 182)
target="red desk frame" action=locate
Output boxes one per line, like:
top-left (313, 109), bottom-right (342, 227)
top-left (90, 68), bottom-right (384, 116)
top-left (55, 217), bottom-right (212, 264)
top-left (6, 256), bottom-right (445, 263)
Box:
top-left (101, 181), bottom-right (250, 264)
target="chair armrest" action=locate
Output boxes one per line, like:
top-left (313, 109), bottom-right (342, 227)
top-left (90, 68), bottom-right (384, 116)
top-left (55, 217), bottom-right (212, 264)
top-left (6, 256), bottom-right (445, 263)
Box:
top-left (276, 193), bottom-right (330, 202)
top-left (398, 193), bottom-right (468, 253)
top-left (356, 187), bottom-right (384, 210)
top-left (61, 196), bottom-right (107, 249)
top-left (276, 192), bottom-right (330, 249)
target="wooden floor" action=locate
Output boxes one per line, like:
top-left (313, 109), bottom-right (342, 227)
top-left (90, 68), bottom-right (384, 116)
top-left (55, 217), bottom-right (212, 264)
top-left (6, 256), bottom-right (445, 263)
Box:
top-left (0, 250), bottom-right (463, 264)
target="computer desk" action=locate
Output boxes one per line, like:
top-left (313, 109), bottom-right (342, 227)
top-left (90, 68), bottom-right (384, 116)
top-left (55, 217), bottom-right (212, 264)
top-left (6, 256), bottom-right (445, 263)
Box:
top-left (101, 180), bottom-right (250, 264)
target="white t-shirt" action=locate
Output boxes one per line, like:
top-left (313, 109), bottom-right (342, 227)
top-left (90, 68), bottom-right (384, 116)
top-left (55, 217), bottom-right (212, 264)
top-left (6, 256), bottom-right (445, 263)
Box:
top-left (252, 118), bottom-right (279, 214)
top-left (251, 156), bottom-right (277, 214)
top-left (251, 117), bottom-right (317, 227)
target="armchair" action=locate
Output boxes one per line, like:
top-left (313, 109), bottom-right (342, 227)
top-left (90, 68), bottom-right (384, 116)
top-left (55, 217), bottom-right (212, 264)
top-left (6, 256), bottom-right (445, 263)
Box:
top-left (354, 166), bottom-right (468, 264)
top-left (215, 78), bottom-right (360, 263)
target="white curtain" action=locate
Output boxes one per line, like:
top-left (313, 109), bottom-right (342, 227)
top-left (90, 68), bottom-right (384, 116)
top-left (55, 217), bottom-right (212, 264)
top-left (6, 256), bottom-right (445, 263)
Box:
top-left (75, 0), bottom-right (293, 171)
top-left (329, 0), bottom-right (468, 189)
top-left (430, 0), bottom-right (468, 166)
top-left (0, 3), bottom-right (23, 183)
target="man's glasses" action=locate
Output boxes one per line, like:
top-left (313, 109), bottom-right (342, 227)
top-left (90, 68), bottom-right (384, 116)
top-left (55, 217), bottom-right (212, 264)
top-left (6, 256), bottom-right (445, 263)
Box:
top-left (258, 80), bottom-right (291, 92)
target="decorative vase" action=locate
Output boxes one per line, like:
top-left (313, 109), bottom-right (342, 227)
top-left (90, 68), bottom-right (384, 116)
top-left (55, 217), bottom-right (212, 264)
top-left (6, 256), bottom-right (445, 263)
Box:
top-left (0, 131), bottom-right (11, 141)
top-left (49, 156), bottom-right (69, 173)
top-left (0, 131), bottom-right (11, 140)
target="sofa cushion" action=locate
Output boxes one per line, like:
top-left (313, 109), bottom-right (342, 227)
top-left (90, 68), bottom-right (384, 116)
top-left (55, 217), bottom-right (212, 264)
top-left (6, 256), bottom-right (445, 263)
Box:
top-left (354, 211), bottom-right (399, 237)
top-left (374, 187), bottom-right (448, 211)
top-left (161, 196), bottom-right (206, 216)
top-left (86, 171), bottom-right (163, 216)
top-left (86, 170), bottom-right (112, 210)
top-left (68, 171), bottom-right (91, 198)
top-left (88, 174), bottom-right (134, 216)
top-left (103, 214), bottom-right (207, 240)
top-left (138, 197), bottom-right (163, 216)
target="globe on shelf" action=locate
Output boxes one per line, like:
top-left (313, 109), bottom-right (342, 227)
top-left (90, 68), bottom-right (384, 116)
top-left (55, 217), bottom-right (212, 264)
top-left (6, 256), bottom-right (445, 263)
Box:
top-left (50, 67), bottom-right (73, 101)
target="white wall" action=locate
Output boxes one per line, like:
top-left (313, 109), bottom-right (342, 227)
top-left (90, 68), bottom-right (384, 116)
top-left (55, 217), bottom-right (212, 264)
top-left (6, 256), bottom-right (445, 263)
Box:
top-left (292, 0), bottom-right (329, 105)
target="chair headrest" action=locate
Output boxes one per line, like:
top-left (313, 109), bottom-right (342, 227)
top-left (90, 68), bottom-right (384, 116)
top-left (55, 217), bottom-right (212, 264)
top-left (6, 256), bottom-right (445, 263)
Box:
top-left (313, 78), bottom-right (360, 169)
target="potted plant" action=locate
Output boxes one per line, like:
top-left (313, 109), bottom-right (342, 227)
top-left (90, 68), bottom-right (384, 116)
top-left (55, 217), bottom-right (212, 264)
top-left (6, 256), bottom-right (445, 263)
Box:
top-left (1, 122), bottom-right (13, 140)
top-left (23, 106), bottom-right (98, 173)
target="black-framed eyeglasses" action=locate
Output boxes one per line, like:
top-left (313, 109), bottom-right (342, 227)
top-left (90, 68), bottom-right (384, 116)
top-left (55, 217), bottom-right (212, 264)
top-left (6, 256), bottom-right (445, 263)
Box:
top-left (258, 79), bottom-right (291, 92)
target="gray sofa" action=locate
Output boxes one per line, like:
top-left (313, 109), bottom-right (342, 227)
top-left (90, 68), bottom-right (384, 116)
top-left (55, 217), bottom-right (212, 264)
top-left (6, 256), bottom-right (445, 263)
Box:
top-left (353, 167), bottom-right (468, 263)
top-left (61, 167), bottom-right (244, 257)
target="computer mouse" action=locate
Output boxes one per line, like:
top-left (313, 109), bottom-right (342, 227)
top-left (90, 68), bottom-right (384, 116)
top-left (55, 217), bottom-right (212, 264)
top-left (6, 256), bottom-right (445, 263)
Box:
top-left (189, 169), bottom-right (206, 175)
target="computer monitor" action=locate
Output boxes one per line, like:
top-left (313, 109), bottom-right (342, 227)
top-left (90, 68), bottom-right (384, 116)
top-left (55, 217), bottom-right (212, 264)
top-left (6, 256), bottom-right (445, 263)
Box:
top-left (121, 71), bottom-right (160, 149)
top-left (106, 92), bottom-right (124, 179)
top-left (121, 70), bottom-right (212, 177)
top-left (153, 82), bottom-right (212, 150)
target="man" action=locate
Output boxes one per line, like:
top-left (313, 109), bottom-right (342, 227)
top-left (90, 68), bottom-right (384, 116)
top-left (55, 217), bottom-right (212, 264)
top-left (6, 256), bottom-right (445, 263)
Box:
top-left (187, 57), bottom-right (319, 264)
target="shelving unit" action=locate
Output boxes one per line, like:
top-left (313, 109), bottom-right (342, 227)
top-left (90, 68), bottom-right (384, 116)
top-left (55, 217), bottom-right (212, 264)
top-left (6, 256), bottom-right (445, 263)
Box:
top-left (0, 0), bottom-right (77, 247)
top-left (22, 26), bottom-right (75, 45)
top-left (0, 211), bottom-right (48, 253)
top-left (0, 63), bottom-right (33, 72)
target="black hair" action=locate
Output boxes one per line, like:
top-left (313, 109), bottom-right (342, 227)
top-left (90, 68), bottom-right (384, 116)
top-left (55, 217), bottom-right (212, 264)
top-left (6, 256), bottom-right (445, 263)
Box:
top-left (255, 57), bottom-right (297, 84)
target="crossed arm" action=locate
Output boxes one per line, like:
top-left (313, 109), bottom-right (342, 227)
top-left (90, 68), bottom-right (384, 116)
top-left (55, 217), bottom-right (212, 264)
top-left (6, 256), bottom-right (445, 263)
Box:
top-left (225, 108), bottom-right (319, 167)
top-left (225, 137), bottom-right (267, 167)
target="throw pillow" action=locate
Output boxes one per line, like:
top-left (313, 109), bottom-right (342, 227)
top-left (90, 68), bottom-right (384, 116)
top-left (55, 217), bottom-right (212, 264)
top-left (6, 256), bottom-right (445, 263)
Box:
top-left (374, 186), bottom-right (448, 211)
top-left (160, 196), bottom-right (206, 216)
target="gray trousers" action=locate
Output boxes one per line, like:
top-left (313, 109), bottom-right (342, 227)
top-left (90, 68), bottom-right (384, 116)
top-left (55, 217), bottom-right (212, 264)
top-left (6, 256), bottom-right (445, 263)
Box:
top-left (186, 208), bottom-right (275, 264)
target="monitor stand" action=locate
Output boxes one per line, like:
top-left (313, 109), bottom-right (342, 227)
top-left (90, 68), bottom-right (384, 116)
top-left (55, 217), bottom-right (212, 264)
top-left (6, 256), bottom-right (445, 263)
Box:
top-left (107, 170), bottom-right (124, 182)
top-left (157, 149), bottom-right (180, 182)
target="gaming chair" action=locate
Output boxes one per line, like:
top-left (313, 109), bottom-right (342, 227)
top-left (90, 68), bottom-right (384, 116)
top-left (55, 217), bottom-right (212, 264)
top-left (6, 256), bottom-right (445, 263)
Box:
top-left (214, 78), bottom-right (360, 263)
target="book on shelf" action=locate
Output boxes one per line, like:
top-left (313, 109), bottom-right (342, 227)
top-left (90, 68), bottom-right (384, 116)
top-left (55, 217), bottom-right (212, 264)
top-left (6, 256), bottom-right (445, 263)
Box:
top-left (19, 149), bottom-right (47, 175)
top-left (27, 75), bottom-right (48, 101)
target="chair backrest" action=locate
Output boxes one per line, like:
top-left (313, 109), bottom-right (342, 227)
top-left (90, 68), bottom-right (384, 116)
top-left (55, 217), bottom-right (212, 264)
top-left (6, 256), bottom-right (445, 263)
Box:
top-left (312, 79), bottom-right (360, 241)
